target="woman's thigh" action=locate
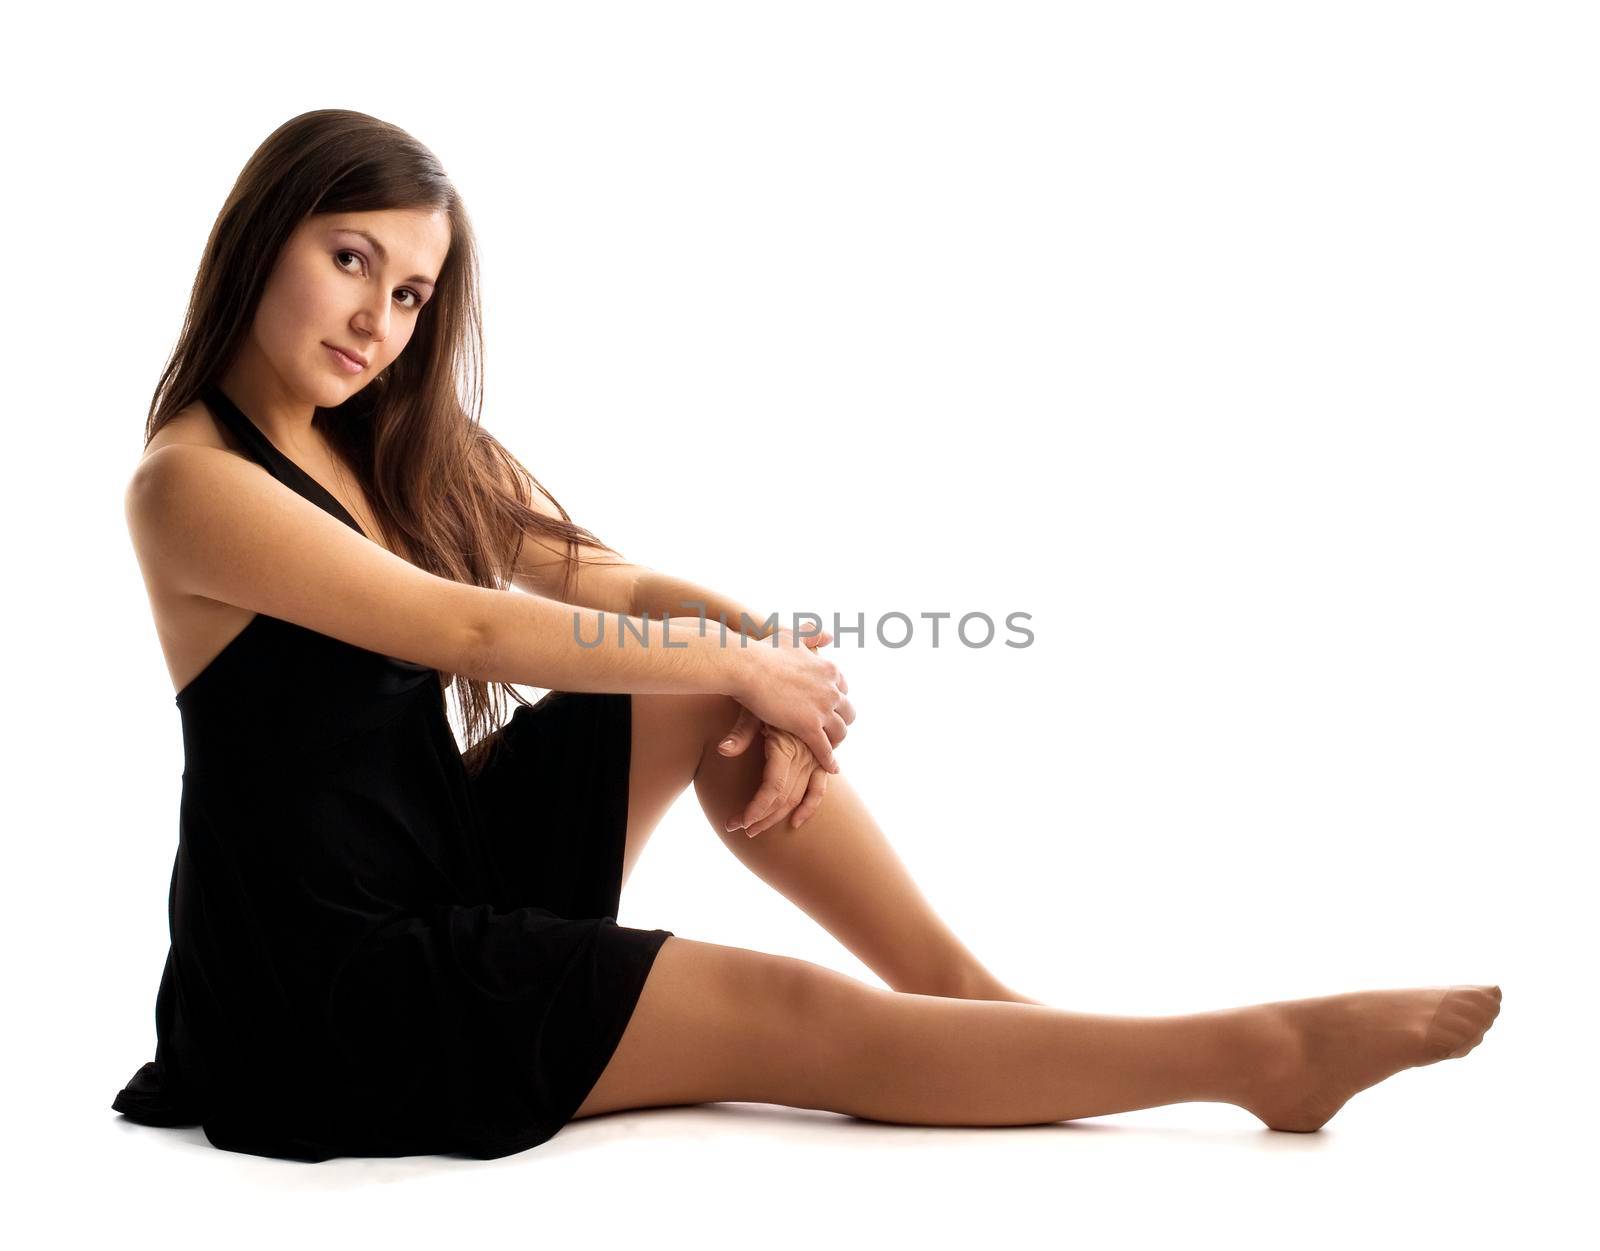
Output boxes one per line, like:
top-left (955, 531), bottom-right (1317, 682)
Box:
top-left (572, 934), bottom-right (867, 1119)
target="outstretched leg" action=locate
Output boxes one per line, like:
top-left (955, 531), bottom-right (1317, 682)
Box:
top-left (574, 936), bottom-right (1502, 1136)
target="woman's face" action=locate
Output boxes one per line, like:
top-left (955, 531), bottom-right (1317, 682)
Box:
top-left (251, 206), bottom-right (452, 405)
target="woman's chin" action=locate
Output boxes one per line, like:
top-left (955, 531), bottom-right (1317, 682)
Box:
top-left (311, 372), bottom-right (361, 405)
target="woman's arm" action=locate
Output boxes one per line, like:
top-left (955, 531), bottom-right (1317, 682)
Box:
top-left (467, 592), bottom-right (746, 695)
top-left (630, 569), bottom-right (778, 642)
top-left (471, 590), bottom-right (843, 767)
top-left (133, 446), bottom-right (844, 764)
top-left (130, 444), bottom-right (748, 699)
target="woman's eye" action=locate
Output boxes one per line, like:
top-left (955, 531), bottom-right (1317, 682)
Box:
top-left (335, 250), bottom-right (423, 310)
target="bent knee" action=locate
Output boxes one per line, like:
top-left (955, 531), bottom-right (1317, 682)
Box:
top-left (633, 691), bottom-right (742, 756)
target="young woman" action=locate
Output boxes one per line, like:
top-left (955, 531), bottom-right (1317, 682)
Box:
top-left (113, 109), bottom-right (1500, 1162)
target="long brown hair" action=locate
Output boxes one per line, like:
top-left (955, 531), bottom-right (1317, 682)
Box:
top-left (144, 108), bottom-right (614, 776)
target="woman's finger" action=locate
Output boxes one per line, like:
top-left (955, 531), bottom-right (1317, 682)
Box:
top-left (728, 760), bottom-right (786, 831)
top-left (716, 705), bottom-right (762, 758)
top-left (748, 767), bottom-right (811, 837)
top-left (790, 767), bottom-right (829, 829)
top-left (729, 731), bottom-right (803, 831)
top-left (809, 729), bottom-right (839, 773)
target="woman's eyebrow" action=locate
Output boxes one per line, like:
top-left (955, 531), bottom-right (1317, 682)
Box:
top-left (334, 227), bottom-right (438, 289)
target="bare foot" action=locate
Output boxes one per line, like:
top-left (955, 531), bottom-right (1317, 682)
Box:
top-left (1238, 984), bottom-right (1502, 1132)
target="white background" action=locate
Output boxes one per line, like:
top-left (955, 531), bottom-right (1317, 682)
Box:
top-left (3, 1), bottom-right (1593, 1246)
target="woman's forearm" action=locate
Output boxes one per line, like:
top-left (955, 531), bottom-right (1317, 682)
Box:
top-left (630, 569), bottom-right (778, 641)
top-left (466, 584), bottom-right (750, 696)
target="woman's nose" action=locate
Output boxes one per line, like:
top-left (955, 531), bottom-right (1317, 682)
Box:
top-left (354, 302), bottom-right (390, 346)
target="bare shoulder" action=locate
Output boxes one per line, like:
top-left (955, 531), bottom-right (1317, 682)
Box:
top-left (125, 400), bottom-right (496, 695)
top-left (124, 403), bottom-right (265, 696)
top-left (138, 399), bottom-right (244, 464)
top-left (124, 413), bottom-right (488, 692)
top-left (127, 402), bottom-right (256, 563)
top-left (128, 400), bottom-right (243, 558)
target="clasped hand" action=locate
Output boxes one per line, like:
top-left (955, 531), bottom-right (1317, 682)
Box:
top-left (719, 627), bottom-right (853, 837)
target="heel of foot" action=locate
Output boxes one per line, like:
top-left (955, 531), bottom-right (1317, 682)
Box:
top-left (1249, 1088), bottom-right (1345, 1134)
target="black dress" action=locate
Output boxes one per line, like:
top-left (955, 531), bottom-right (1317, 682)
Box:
top-left (112, 381), bottom-right (674, 1161)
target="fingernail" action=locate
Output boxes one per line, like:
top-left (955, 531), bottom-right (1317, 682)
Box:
top-left (745, 829), bottom-right (756, 838)
top-left (720, 738), bottom-right (735, 750)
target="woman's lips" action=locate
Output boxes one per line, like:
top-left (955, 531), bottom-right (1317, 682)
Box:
top-left (325, 343), bottom-right (365, 373)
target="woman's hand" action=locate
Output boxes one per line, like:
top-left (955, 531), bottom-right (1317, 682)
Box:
top-left (726, 624), bottom-right (853, 772)
top-left (717, 711), bottom-right (830, 836)
top-left (717, 626), bottom-right (842, 835)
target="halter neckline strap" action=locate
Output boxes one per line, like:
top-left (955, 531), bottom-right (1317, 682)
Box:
top-left (198, 381), bottom-right (372, 542)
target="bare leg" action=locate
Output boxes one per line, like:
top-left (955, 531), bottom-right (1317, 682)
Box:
top-left (690, 723), bottom-right (1040, 1002)
top-left (625, 692), bottom-right (1039, 1003)
top-left (575, 936), bottom-right (1502, 1134)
